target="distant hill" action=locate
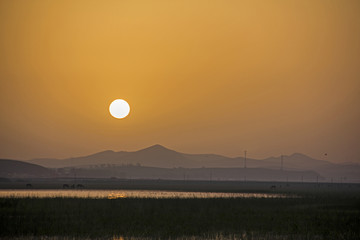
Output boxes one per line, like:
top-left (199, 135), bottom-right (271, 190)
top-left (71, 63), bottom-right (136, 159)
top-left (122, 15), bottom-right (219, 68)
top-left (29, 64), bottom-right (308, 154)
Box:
top-left (26, 144), bottom-right (360, 182)
top-left (0, 159), bottom-right (56, 178)
top-left (259, 153), bottom-right (331, 170)
top-left (0, 158), bottom-right (323, 182)
top-left (27, 144), bottom-right (334, 169)
top-left (30, 144), bottom-right (196, 168)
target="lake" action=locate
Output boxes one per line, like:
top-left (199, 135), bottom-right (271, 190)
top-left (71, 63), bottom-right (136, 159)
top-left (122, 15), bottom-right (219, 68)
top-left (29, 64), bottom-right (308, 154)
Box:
top-left (0, 189), bottom-right (290, 199)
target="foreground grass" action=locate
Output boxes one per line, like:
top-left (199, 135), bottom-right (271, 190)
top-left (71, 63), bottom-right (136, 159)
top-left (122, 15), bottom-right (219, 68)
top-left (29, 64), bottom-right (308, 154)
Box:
top-left (1, 193), bottom-right (359, 239)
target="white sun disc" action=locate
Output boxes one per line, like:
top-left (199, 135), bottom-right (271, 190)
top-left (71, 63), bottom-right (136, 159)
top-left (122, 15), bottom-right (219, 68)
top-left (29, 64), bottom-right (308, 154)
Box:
top-left (109, 99), bottom-right (130, 119)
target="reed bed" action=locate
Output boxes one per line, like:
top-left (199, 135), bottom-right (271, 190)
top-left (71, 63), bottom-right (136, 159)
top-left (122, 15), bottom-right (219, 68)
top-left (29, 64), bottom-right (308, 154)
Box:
top-left (1, 192), bottom-right (359, 239)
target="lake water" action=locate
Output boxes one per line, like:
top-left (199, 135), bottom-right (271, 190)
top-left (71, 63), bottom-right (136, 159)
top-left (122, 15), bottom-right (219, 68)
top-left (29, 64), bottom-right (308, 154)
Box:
top-left (0, 189), bottom-right (290, 199)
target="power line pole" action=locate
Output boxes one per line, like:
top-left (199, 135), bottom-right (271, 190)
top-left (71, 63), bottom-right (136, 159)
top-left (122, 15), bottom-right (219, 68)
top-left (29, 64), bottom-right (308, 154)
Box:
top-left (281, 155), bottom-right (283, 171)
top-left (244, 150), bottom-right (247, 169)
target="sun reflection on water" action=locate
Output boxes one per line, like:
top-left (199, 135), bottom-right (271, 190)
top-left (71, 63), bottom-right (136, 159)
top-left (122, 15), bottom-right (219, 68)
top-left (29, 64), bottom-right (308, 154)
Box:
top-left (108, 192), bottom-right (126, 199)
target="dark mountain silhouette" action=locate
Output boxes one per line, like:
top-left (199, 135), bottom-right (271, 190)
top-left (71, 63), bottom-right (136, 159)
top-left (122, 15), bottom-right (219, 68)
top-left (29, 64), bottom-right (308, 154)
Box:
top-left (28, 144), bottom-right (331, 169)
top-left (260, 153), bottom-right (331, 170)
top-left (30, 144), bottom-right (191, 168)
top-left (25, 144), bottom-right (360, 182)
top-left (0, 159), bottom-right (56, 178)
top-left (28, 150), bottom-right (126, 168)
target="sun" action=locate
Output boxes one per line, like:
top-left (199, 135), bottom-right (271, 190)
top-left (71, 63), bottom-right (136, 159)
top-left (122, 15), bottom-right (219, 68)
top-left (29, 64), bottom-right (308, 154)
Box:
top-left (109, 99), bottom-right (130, 119)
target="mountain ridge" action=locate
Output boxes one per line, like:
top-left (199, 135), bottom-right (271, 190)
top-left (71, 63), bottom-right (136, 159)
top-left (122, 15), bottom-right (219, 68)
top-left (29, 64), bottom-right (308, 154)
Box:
top-left (0, 159), bottom-right (56, 178)
top-left (1, 144), bottom-right (359, 182)
top-left (28, 144), bottom-right (342, 169)
top-left (1, 158), bottom-right (324, 182)
top-left (24, 144), bottom-right (360, 183)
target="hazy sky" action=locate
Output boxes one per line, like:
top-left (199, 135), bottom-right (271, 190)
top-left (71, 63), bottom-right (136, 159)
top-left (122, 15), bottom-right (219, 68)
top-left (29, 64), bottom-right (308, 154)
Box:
top-left (1, 0), bottom-right (359, 163)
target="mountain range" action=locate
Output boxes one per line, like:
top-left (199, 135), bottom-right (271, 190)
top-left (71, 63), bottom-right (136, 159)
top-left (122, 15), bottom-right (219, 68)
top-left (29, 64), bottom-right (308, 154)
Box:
top-left (0, 145), bottom-right (358, 182)
top-left (28, 144), bottom-right (326, 169)
top-left (24, 144), bottom-right (359, 182)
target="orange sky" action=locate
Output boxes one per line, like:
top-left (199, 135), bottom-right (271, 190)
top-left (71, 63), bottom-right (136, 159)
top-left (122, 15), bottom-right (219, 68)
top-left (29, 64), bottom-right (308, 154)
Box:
top-left (0, 0), bottom-right (359, 163)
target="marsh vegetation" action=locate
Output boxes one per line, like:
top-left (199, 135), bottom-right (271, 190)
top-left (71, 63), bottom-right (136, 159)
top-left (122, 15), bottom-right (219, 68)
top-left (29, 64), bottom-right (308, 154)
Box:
top-left (1, 189), bottom-right (359, 240)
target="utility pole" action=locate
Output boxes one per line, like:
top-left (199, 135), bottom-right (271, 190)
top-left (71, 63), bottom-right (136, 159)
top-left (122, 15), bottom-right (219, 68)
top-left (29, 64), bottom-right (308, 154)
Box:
top-left (244, 150), bottom-right (247, 169)
top-left (281, 155), bottom-right (284, 171)
top-left (73, 168), bottom-right (77, 185)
